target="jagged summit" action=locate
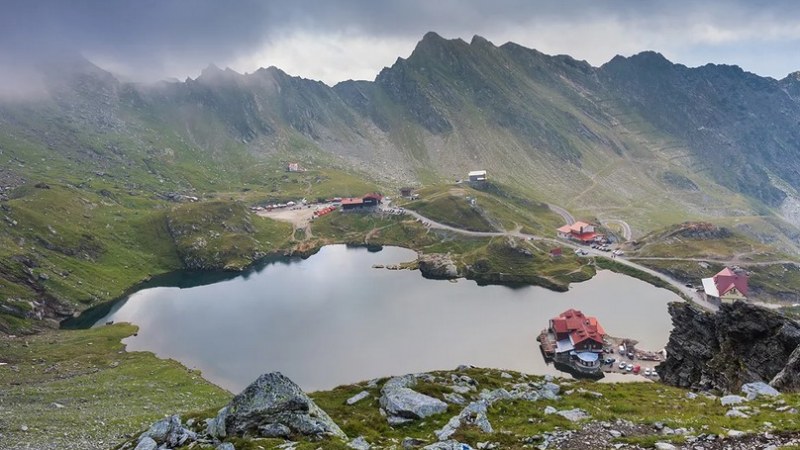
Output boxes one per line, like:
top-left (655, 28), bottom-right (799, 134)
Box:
top-left (469, 34), bottom-right (494, 46)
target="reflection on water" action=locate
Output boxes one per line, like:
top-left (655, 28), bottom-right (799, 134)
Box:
top-left (87, 245), bottom-right (679, 392)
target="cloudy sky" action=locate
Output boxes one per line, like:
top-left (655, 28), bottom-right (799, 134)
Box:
top-left (3, 0), bottom-right (800, 86)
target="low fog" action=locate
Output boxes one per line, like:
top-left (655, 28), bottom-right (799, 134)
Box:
top-left (1, 0), bottom-right (800, 99)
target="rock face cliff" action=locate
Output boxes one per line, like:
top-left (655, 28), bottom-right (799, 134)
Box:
top-left (658, 301), bottom-right (800, 392)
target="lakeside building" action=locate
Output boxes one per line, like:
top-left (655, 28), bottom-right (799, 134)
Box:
top-left (539, 309), bottom-right (606, 375)
top-left (556, 221), bottom-right (598, 243)
top-left (701, 267), bottom-right (749, 304)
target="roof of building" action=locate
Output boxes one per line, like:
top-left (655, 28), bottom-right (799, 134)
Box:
top-left (573, 232), bottom-right (598, 242)
top-left (556, 338), bottom-right (575, 353)
top-left (701, 267), bottom-right (749, 298)
top-left (468, 170), bottom-right (487, 177)
top-left (550, 309), bottom-right (606, 347)
top-left (363, 193), bottom-right (384, 201)
top-left (701, 276), bottom-right (719, 297)
top-left (557, 222), bottom-right (596, 240)
top-left (575, 351), bottom-right (600, 362)
top-left (713, 267), bottom-right (749, 296)
top-left (341, 198), bottom-right (364, 205)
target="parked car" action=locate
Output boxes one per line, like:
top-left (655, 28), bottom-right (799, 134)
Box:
top-left (644, 368), bottom-right (652, 376)
top-left (625, 364), bottom-right (633, 372)
top-left (618, 361), bottom-right (627, 370)
top-left (605, 357), bottom-right (616, 365)
top-left (632, 365), bottom-right (641, 374)
top-left (627, 351), bottom-right (635, 360)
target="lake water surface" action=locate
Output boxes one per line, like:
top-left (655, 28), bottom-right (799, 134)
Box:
top-left (92, 245), bottom-right (680, 392)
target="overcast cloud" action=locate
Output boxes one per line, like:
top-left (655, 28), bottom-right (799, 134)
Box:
top-left (2, 0), bottom-right (800, 88)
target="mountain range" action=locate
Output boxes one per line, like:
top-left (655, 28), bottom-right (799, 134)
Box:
top-left (3, 32), bottom-right (800, 243)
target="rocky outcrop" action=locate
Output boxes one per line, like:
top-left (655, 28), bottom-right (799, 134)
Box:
top-left (137, 415), bottom-right (196, 449)
top-left (222, 372), bottom-right (346, 439)
top-left (379, 375), bottom-right (448, 425)
top-left (417, 254), bottom-right (459, 280)
top-left (135, 372), bottom-right (346, 449)
top-left (770, 345), bottom-right (800, 391)
top-left (658, 301), bottom-right (800, 392)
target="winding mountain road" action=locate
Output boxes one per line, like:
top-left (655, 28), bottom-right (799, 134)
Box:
top-left (397, 206), bottom-right (716, 311)
top-left (603, 219), bottom-right (633, 241)
top-left (548, 204), bottom-right (575, 225)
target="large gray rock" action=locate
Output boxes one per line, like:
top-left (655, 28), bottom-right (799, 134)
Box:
top-left (134, 437), bottom-right (158, 450)
top-left (741, 381), bottom-right (780, 400)
top-left (380, 375), bottom-right (448, 424)
top-left (380, 387), bottom-right (448, 420)
top-left (224, 372), bottom-right (346, 439)
top-left (720, 395), bottom-right (747, 406)
top-left (139, 415), bottom-right (195, 448)
top-left (556, 408), bottom-right (590, 422)
top-left (206, 407), bottom-right (228, 439)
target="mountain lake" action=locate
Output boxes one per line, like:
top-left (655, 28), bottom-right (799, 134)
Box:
top-left (80, 245), bottom-right (680, 392)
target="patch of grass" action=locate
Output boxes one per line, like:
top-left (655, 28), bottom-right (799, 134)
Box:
top-left (408, 192), bottom-right (496, 232)
top-left (0, 324), bottom-right (230, 450)
top-left (166, 200), bottom-right (293, 269)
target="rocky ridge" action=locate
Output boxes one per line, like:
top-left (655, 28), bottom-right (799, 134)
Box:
top-left (658, 301), bottom-right (800, 392)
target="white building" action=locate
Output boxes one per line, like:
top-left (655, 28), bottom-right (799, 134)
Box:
top-left (468, 170), bottom-right (487, 182)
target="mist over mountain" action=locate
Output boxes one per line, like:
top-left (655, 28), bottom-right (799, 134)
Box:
top-left (3, 32), bottom-right (800, 236)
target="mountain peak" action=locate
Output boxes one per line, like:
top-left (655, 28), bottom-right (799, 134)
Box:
top-left (420, 31), bottom-right (445, 43)
top-left (783, 70), bottom-right (800, 82)
top-left (602, 51), bottom-right (674, 72)
top-left (628, 51), bottom-right (673, 67)
top-left (470, 35), bottom-right (494, 47)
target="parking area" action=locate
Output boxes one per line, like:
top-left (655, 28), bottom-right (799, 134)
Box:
top-left (599, 336), bottom-right (665, 379)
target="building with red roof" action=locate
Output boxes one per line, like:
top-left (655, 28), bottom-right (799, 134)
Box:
top-left (701, 267), bottom-right (749, 304)
top-left (556, 221), bottom-right (598, 243)
top-left (341, 193), bottom-right (384, 210)
top-left (549, 309), bottom-right (606, 353)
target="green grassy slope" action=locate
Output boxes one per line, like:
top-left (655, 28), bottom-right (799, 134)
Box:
top-left (0, 324), bottom-right (230, 450)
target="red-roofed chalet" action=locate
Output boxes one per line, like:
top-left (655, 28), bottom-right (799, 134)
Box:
top-left (549, 309), bottom-right (606, 352)
top-left (556, 221), bottom-right (598, 243)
